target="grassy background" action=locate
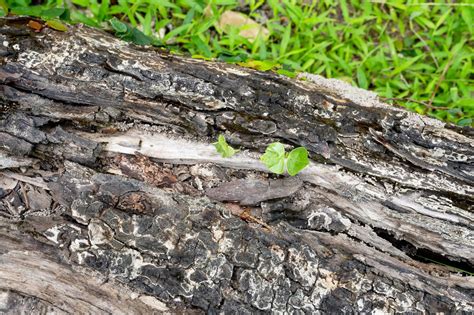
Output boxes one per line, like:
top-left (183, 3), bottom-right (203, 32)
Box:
top-left (2, 0), bottom-right (473, 126)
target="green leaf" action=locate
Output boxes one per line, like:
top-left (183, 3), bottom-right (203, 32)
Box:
top-left (212, 0), bottom-right (236, 4)
top-left (357, 68), bottom-right (368, 89)
top-left (59, 8), bottom-right (71, 21)
top-left (40, 8), bottom-right (65, 19)
top-left (434, 8), bottom-right (451, 31)
top-left (130, 28), bottom-right (152, 45)
top-left (286, 147), bottom-right (309, 176)
top-left (11, 6), bottom-right (42, 16)
top-left (340, 0), bottom-right (349, 22)
top-left (389, 55), bottom-right (423, 77)
top-left (457, 118), bottom-right (472, 127)
top-left (461, 7), bottom-right (472, 34)
top-left (214, 135), bottom-right (239, 158)
top-left (110, 17), bottom-right (127, 33)
top-left (142, 8), bottom-right (153, 35)
top-left (110, 18), bottom-right (152, 46)
top-left (71, 0), bottom-right (89, 7)
top-left (183, 6), bottom-right (195, 25)
top-left (98, 0), bottom-right (109, 22)
top-left (0, 0), bottom-right (8, 14)
top-left (218, 52), bottom-right (248, 63)
top-left (70, 11), bottom-right (98, 26)
top-left (260, 142), bottom-right (285, 174)
top-left (45, 20), bottom-right (68, 32)
top-left (238, 60), bottom-right (277, 71)
top-left (276, 68), bottom-right (296, 78)
top-left (164, 23), bottom-right (192, 42)
top-left (453, 98), bottom-right (474, 107)
top-left (191, 35), bottom-right (212, 58)
top-left (279, 23), bottom-right (292, 57)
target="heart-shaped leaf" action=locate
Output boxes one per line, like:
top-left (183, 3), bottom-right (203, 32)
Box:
top-left (287, 147), bottom-right (309, 176)
top-left (260, 142), bottom-right (285, 174)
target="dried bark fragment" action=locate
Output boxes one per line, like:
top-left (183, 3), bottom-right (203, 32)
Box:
top-left (205, 178), bottom-right (303, 205)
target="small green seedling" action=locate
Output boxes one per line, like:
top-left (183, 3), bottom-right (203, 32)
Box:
top-left (260, 142), bottom-right (309, 176)
top-left (214, 135), bottom-right (239, 158)
top-left (214, 136), bottom-right (309, 176)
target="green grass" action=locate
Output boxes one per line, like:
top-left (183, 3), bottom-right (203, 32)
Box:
top-left (1, 0), bottom-right (473, 126)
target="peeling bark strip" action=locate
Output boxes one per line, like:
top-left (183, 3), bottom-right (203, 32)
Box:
top-left (0, 17), bottom-right (473, 313)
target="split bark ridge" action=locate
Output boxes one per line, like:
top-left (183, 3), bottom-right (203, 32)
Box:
top-left (0, 17), bottom-right (473, 313)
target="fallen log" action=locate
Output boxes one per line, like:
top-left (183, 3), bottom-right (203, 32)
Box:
top-left (0, 17), bottom-right (473, 313)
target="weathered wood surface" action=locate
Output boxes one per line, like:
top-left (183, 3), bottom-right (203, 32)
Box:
top-left (0, 17), bottom-right (473, 313)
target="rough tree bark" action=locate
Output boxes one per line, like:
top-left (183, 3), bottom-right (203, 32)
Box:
top-left (0, 17), bottom-right (473, 313)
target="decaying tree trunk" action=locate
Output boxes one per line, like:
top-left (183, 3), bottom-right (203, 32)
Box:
top-left (0, 17), bottom-right (473, 313)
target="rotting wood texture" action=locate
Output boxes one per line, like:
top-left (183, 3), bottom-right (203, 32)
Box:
top-left (0, 17), bottom-right (473, 313)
